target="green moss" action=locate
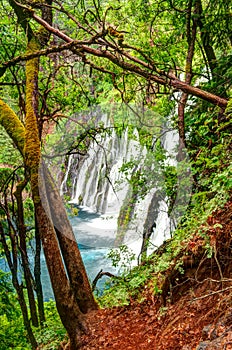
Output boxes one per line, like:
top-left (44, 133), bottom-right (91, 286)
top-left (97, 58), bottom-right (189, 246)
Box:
top-left (0, 99), bottom-right (25, 155)
top-left (24, 38), bottom-right (41, 200)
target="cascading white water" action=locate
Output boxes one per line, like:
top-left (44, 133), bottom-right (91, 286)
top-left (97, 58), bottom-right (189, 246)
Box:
top-left (68, 126), bottom-right (144, 214)
top-left (61, 112), bottom-right (184, 258)
top-left (36, 107), bottom-right (190, 297)
top-left (119, 126), bottom-right (180, 257)
top-left (60, 154), bottom-right (74, 196)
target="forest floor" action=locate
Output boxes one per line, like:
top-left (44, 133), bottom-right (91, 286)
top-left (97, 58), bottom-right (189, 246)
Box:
top-left (63, 200), bottom-right (232, 350)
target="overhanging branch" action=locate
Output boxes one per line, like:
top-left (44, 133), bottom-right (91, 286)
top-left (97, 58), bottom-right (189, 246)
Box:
top-left (2, 3), bottom-right (229, 109)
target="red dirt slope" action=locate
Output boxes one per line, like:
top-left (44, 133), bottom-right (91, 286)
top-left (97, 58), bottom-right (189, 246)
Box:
top-left (63, 199), bottom-right (232, 350)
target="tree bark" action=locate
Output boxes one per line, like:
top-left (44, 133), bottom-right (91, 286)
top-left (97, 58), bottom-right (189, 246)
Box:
top-left (0, 221), bottom-right (38, 349)
top-left (41, 163), bottom-right (98, 313)
top-left (177, 0), bottom-right (198, 160)
top-left (0, 95), bottom-right (95, 344)
top-left (0, 1), bottom-right (98, 346)
top-left (14, 180), bottom-right (39, 327)
top-left (24, 36), bottom-right (91, 346)
top-left (195, 0), bottom-right (217, 75)
top-left (0, 99), bottom-right (25, 155)
top-left (35, 199), bottom-right (90, 348)
top-left (34, 217), bottom-right (46, 325)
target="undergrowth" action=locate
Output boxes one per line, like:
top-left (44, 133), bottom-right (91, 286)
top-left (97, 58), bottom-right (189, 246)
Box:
top-left (0, 284), bottom-right (66, 350)
top-left (99, 101), bottom-right (232, 308)
top-left (99, 189), bottom-right (231, 308)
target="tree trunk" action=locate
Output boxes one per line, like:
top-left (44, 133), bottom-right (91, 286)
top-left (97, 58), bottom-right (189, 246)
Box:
top-left (24, 29), bottom-right (95, 348)
top-left (0, 221), bottom-right (38, 349)
top-left (34, 217), bottom-right (46, 325)
top-left (177, 0), bottom-right (197, 161)
top-left (0, 98), bottom-right (90, 343)
top-left (0, 99), bottom-right (25, 155)
top-left (14, 181), bottom-right (39, 327)
top-left (40, 163), bottom-right (98, 313)
top-left (195, 0), bottom-right (217, 75)
top-left (140, 192), bottom-right (161, 263)
top-left (0, 1), bottom-right (98, 346)
top-left (35, 199), bottom-right (89, 347)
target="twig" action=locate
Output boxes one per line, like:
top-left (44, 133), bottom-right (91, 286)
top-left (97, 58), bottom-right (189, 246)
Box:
top-left (190, 286), bottom-right (232, 301)
top-left (92, 269), bottom-right (118, 291)
top-left (213, 245), bottom-right (224, 286)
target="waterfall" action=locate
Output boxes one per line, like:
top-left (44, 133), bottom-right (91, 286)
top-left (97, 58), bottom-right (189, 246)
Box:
top-left (60, 154), bottom-right (74, 196)
top-left (67, 126), bottom-right (145, 215)
top-left (118, 126), bottom-right (180, 257)
top-left (58, 107), bottom-right (192, 258)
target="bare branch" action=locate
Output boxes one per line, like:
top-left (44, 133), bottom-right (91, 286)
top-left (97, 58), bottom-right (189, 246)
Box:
top-left (92, 269), bottom-right (118, 291)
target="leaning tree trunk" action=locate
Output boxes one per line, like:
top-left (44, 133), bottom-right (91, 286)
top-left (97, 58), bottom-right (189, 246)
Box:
top-left (1, 0), bottom-right (99, 345)
top-left (41, 163), bottom-right (98, 313)
top-left (35, 199), bottom-right (90, 349)
top-left (24, 34), bottom-right (96, 348)
top-left (22, 9), bottom-right (228, 109)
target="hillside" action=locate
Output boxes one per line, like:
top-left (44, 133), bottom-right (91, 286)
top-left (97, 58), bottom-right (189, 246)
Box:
top-left (59, 198), bottom-right (232, 350)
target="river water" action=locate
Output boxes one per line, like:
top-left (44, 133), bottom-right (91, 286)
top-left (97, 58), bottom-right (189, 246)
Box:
top-left (44, 205), bottom-right (119, 299)
top-left (0, 206), bottom-right (118, 301)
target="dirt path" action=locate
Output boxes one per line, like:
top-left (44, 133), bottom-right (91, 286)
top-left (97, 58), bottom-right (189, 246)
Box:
top-left (79, 281), bottom-right (232, 349)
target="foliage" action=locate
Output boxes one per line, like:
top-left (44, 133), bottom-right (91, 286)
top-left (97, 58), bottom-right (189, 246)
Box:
top-left (107, 245), bottom-right (136, 274)
top-left (0, 274), bottom-right (66, 350)
top-left (99, 264), bottom-right (150, 307)
top-left (35, 301), bottom-right (67, 349)
top-left (0, 0), bottom-right (232, 347)
top-left (0, 271), bottom-right (30, 350)
top-left (186, 100), bottom-right (232, 198)
top-left (0, 271), bottom-right (19, 319)
top-left (101, 96), bottom-right (232, 306)
top-left (0, 314), bottom-right (31, 350)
